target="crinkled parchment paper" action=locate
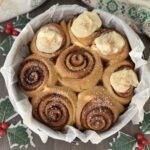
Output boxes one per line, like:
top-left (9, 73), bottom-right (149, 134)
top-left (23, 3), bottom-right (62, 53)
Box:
top-left (1, 4), bottom-right (150, 144)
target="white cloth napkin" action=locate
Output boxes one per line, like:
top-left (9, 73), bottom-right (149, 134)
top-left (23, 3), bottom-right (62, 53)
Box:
top-left (0, 0), bottom-right (46, 22)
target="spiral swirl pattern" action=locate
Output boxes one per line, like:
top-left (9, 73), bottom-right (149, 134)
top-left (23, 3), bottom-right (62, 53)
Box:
top-left (31, 86), bottom-right (76, 129)
top-left (38, 94), bottom-right (70, 128)
top-left (76, 86), bottom-right (124, 131)
top-left (19, 55), bottom-right (57, 96)
top-left (56, 45), bottom-right (103, 92)
top-left (65, 49), bottom-right (95, 78)
top-left (81, 100), bottom-right (114, 131)
top-left (19, 59), bottom-right (48, 91)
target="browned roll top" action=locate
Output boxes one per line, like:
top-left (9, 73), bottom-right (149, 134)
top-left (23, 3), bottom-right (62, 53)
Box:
top-left (38, 93), bottom-right (69, 128)
top-left (56, 45), bottom-right (103, 92)
top-left (31, 86), bottom-right (77, 129)
top-left (76, 86), bottom-right (124, 131)
top-left (63, 47), bottom-right (95, 78)
top-left (19, 59), bottom-right (48, 91)
top-left (81, 100), bottom-right (114, 131)
top-left (18, 54), bottom-right (57, 97)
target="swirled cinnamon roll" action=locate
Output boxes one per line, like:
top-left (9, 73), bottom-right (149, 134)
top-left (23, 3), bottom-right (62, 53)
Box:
top-left (102, 61), bottom-right (139, 105)
top-left (68, 11), bottom-right (102, 47)
top-left (19, 54), bottom-right (57, 97)
top-left (76, 86), bottom-right (124, 131)
top-left (91, 30), bottom-right (129, 63)
top-left (31, 86), bottom-right (77, 130)
top-left (31, 20), bottom-right (70, 59)
top-left (55, 45), bottom-right (103, 92)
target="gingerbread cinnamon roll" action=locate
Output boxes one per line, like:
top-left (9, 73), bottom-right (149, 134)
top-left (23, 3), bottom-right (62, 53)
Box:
top-left (91, 30), bottom-right (129, 63)
top-left (55, 45), bottom-right (103, 92)
top-left (19, 54), bottom-right (57, 97)
top-left (102, 61), bottom-right (139, 105)
top-left (31, 20), bottom-right (70, 59)
top-left (76, 86), bottom-right (124, 131)
top-left (68, 11), bottom-right (102, 47)
top-left (31, 86), bottom-right (77, 130)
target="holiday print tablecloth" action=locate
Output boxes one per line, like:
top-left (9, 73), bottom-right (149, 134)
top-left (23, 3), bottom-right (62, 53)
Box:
top-left (0, 0), bottom-right (46, 22)
top-left (0, 1), bottom-right (150, 149)
top-left (82, 0), bottom-right (150, 38)
top-left (1, 0), bottom-right (150, 37)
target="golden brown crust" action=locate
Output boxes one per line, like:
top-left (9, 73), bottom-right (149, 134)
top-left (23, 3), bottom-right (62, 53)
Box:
top-left (60, 20), bottom-right (71, 48)
top-left (102, 61), bottom-right (134, 105)
top-left (19, 12), bottom-right (138, 131)
top-left (91, 30), bottom-right (129, 63)
top-left (18, 54), bottom-right (57, 97)
top-left (68, 18), bottom-right (101, 47)
top-left (55, 45), bottom-right (103, 92)
top-left (31, 86), bottom-right (77, 130)
top-left (76, 86), bottom-right (124, 131)
top-left (30, 21), bottom-right (70, 59)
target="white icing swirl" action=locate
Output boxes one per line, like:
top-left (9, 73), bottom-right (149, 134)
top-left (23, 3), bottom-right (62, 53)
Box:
top-left (36, 26), bottom-right (63, 53)
top-left (94, 31), bottom-right (125, 55)
top-left (110, 69), bottom-right (139, 93)
top-left (71, 11), bottom-right (102, 38)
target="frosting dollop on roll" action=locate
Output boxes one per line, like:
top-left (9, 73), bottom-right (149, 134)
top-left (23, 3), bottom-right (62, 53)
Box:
top-left (71, 11), bottom-right (102, 38)
top-left (110, 69), bottom-right (139, 93)
top-left (94, 31), bottom-right (125, 55)
top-left (36, 26), bottom-right (63, 53)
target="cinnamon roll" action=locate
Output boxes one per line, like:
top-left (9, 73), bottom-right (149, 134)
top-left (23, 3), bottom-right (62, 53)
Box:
top-left (19, 54), bottom-right (57, 97)
top-left (68, 11), bottom-right (102, 47)
top-left (55, 45), bottom-right (103, 92)
top-left (91, 30), bottom-right (129, 63)
top-left (76, 86), bottom-right (124, 131)
top-left (31, 86), bottom-right (77, 130)
top-left (31, 20), bottom-right (70, 59)
top-left (102, 61), bottom-right (139, 105)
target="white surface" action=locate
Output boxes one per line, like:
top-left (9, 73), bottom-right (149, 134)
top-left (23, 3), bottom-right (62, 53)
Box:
top-left (1, 4), bottom-right (150, 144)
top-left (0, 0), bottom-right (46, 22)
